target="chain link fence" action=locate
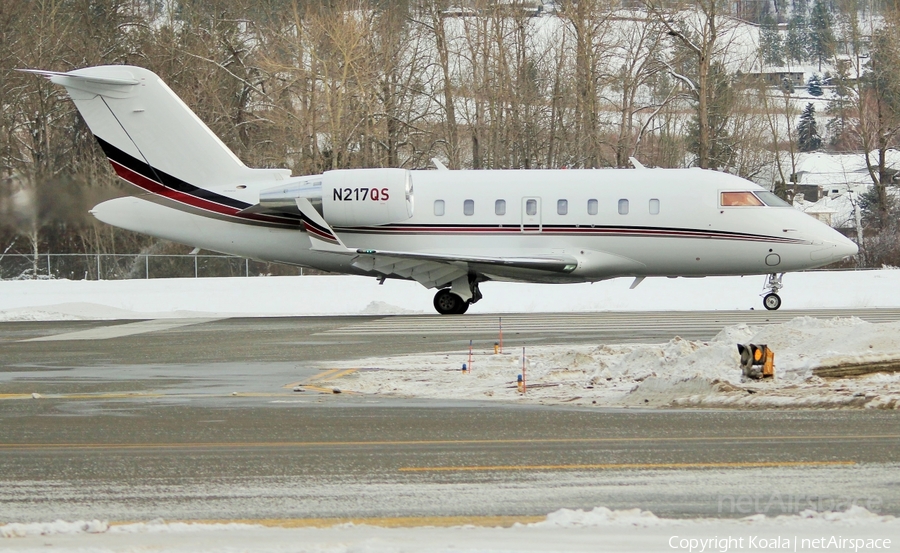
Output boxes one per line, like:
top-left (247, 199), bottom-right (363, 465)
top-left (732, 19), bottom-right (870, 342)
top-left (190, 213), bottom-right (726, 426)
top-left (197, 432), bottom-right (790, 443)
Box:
top-left (0, 254), bottom-right (305, 280)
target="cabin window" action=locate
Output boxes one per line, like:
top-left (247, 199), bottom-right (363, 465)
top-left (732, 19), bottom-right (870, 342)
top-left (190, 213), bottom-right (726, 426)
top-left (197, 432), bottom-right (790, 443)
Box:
top-left (434, 200), bottom-right (445, 216)
top-left (618, 199), bottom-right (629, 215)
top-left (587, 199), bottom-right (598, 215)
top-left (495, 199), bottom-right (506, 216)
top-left (464, 199), bottom-right (475, 216)
top-left (526, 199), bottom-right (537, 216)
top-left (649, 198), bottom-right (660, 215)
top-left (721, 192), bottom-right (763, 206)
top-left (557, 199), bottom-right (568, 215)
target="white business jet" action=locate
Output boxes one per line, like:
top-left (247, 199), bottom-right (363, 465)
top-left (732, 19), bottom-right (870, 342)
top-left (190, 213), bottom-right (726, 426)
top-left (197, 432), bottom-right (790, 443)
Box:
top-left (26, 66), bottom-right (857, 314)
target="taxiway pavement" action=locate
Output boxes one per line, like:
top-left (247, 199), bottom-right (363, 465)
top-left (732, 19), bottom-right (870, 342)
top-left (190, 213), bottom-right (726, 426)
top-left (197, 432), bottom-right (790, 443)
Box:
top-left (2, 310), bottom-right (899, 523)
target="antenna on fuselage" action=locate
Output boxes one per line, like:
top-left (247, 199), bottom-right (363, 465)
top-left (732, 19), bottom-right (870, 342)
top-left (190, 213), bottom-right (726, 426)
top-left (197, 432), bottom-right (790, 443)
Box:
top-left (629, 157), bottom-right (646, 169)
top-left (432, 158), bottom-right (449, 171)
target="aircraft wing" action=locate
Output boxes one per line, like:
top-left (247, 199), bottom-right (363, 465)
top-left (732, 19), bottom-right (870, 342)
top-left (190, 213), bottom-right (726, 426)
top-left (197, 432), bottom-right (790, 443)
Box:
top-left (351, 249), bottom-right (578, 288)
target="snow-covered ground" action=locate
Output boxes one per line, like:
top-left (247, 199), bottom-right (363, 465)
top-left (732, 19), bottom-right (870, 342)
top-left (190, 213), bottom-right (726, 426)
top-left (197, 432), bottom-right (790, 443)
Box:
top-left (2, 269), bottom-right (900, 320)
top-left (330, 315), bottom-right (900, 410)
top-left (3, 270), bottom-right (900, 411)
top-left (2, 506), bottom-right (898, 552)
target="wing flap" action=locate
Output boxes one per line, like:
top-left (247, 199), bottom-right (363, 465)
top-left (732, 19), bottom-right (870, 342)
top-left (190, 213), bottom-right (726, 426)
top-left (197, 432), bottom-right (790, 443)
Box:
top-left (354, 248), bottom-right (578, 273)
top-left (350, 248), bottom-right (578, 289)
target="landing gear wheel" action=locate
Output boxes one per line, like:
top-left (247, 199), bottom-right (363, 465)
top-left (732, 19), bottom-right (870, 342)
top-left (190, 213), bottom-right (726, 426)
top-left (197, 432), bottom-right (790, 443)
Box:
top-left (434, 289), bottom-right (468, 315)
top-left (763, 293), bottom-right (782, 311)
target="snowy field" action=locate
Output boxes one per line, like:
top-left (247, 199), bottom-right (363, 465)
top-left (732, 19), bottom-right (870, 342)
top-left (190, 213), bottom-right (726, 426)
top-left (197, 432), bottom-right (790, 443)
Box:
top-left (2, 269), bottom-right (900, 320)
top-left (1, 507), bottom-right (899, 552)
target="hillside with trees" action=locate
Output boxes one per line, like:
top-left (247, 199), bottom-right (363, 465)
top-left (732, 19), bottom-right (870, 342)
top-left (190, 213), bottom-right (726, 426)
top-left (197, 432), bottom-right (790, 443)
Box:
top-left (1, 0), bottom-right (899, 272)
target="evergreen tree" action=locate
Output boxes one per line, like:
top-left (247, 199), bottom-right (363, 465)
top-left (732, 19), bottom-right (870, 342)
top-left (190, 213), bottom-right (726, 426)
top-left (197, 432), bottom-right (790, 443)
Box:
top-left (808, 0), bottom-right (835, 71)
top-left (687, 62), bottom-right (735, 170)
top-left (786, 0), bottom-right (810, 63)
top-left (759, 15), bottom-right (784, 66)
top-left (798, 103), bottom-right (822, 152)
top-left (807, 74), bottom-right (823, 96)
top-left (781, 76), bottom-right (796, 95)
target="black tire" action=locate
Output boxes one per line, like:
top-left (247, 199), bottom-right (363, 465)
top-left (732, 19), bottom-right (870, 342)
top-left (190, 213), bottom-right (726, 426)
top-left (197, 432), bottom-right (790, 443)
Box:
top-left (763, 293), bottom-right (782, 311)
top-left (433, 289), bottom-right (467, 315)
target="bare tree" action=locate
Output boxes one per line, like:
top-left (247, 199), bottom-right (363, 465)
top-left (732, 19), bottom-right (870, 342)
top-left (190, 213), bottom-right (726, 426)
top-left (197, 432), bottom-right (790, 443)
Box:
top-left (599, 12), bottom-right (668, 167)
top-left (643, 0), bottom-right (737, 169)
top-left (558, 0), bottom-right (614, 167)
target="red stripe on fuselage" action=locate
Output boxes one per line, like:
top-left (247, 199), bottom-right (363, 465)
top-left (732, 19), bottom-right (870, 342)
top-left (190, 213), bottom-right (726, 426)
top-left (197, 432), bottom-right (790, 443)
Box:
top-left (108, 159), bottom-right (298, 227)
top-left (303, 221), bottom-right (340, 243)
top-left (336, 225), bottom-right (801, 244)
top-left (110, 160), bottom-right (239, 216)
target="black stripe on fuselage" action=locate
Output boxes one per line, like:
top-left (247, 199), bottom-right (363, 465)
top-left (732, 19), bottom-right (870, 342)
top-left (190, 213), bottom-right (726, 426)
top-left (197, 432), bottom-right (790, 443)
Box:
top-left (96, 137), bottom-right (252, 211)
top-left (335, 223), bottom-right (806, 244)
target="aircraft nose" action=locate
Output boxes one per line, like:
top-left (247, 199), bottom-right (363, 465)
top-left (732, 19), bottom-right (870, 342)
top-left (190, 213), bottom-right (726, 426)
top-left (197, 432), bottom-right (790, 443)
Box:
top-left (808, 230), bottom-right (858, 264)
top-left (827, 233), bottom-right (858, 261)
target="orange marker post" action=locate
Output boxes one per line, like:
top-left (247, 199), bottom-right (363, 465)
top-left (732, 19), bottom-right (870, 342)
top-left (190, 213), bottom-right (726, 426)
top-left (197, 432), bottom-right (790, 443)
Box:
top-left (521, 346), bottom-right (526, 393)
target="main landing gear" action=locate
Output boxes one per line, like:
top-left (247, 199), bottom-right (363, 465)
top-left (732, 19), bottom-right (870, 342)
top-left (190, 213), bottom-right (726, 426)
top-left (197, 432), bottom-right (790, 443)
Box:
top-left (433, 275), bottom-right (482, 315)
top-left (434, 288), bottom-right (469, 314)
top-left (762, 272), bottom-right (783, 310)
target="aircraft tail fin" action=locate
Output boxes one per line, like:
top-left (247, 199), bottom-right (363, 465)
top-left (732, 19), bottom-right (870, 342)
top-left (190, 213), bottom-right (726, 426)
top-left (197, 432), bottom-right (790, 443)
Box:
top-left (23, 66), bottom-right (289, 192)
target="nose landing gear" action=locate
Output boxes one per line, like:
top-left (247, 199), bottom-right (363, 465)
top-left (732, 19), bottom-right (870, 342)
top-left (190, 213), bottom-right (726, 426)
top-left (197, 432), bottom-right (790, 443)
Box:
top-left (761, 273), bottom-right (783, 310)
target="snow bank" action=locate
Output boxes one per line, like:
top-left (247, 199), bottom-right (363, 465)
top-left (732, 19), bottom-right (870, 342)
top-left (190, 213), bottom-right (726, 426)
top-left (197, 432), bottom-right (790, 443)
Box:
top-left (2, 269), bottom-right (900, 321)
top-left (3, 507), bottom-right (897, 537)
top-left (0, 520), bottom-right (109, 537)
top-left (327, 317), bottom-right (900, 409)
top-left (533, 507), bottom-right (664, 527)
top-left (3, 508), bottom-right (897, 553)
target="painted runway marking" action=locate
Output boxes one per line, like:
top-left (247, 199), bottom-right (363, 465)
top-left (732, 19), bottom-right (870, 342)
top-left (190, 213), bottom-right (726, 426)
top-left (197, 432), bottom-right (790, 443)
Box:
top-left (398, 460), bottom-right (857, 472)
top-left (20, 318), bottom-right (222, 342)
top-left (284, 369), bottom-right (359, 393)
top-left (0, 435), bottom-right (895, 451)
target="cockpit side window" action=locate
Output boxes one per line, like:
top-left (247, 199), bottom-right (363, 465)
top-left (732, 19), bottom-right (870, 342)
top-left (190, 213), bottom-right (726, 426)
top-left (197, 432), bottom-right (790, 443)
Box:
top-left (721, 192), bottom-right (764, 207)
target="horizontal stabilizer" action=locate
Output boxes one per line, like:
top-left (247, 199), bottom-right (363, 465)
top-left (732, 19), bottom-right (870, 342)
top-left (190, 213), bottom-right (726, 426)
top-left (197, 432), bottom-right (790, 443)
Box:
top-left (19, 68), bottom-right (139, 86)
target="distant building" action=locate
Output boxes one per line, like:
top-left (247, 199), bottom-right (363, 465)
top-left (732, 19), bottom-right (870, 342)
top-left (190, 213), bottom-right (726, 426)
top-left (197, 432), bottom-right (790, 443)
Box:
top-left (787, 151), bottom-right (900, 235)
top-left (741, 70), bottom-right (805, 88)
top-left (790, 150), bottom-right (900, 197)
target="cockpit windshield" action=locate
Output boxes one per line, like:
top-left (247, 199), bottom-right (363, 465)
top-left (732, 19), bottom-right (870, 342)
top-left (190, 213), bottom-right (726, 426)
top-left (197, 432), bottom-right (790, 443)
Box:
top-left (754, 191), bottom-right (791, 207)
top-left (720, 191), bottom-right (790, 207)
top-left (721, 192), bottom-right (763, 206)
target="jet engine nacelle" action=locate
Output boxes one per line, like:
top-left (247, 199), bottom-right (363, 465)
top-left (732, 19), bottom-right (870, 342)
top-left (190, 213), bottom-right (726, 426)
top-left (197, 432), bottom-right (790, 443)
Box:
top-left (322, 168), bottom-right (413, 227)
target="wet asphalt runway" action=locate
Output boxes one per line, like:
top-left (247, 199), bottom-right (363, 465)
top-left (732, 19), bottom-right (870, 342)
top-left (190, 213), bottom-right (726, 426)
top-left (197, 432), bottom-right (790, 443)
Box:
top-left (2, 310), bottom-right (900, 523)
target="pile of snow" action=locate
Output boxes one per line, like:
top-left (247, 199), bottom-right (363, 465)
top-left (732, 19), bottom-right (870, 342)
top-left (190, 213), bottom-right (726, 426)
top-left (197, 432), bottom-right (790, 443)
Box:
top-left (2, 269), bottom-right (900, 321)
top-left (2, 508), bottom-right (897, 552)
top-left (534, 507), bottom-right (663, 527)
top-left (326, 317), bottom-right (900, 409)
top-left (1, 520), bottom-right (109, 538)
